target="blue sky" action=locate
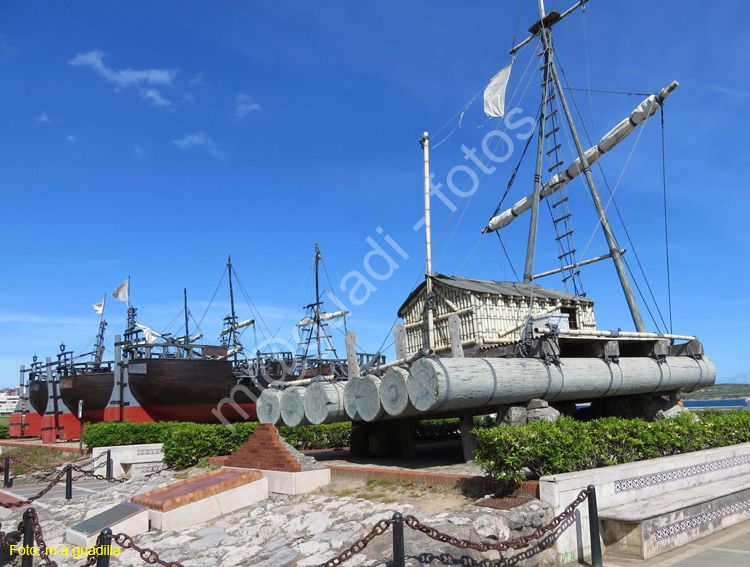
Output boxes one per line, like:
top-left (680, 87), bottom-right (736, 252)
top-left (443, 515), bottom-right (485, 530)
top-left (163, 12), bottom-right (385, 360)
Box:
top-left (1, 0), bottom-right (748, 388)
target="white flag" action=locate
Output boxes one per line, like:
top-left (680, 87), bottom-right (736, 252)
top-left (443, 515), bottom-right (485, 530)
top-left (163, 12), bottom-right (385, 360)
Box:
top-left (93, 296), bottom-right (105, 314)
top-left (135, 324), bottom-right (162, 344)
top-left (112, 278), bottom-right (130, 303)
top-left (484, 62), bottom-right (513, 118)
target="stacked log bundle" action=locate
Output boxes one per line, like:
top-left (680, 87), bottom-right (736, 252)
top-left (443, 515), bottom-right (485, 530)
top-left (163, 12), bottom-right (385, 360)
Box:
top-left (304, 381), bottom-right (348, 424)
top-left (352, 375), bottom-right (386, 422)
top-left (379, 367), bottom-right (420, 418)
top-left (256, 388), bottom-right (282, 425)
top-left (280, 386), bottom-right (310, 427)
top-left (343, 378), bottom-right (362, 420)
top-left (407, 356), bottom-right (716, 413)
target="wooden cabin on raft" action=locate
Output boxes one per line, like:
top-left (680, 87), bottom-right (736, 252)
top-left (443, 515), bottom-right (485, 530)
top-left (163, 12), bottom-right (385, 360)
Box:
top-left (397, 274), bottom-right (596, 357)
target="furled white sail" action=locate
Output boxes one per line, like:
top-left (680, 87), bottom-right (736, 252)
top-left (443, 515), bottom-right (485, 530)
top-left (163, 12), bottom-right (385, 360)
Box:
top-left (296, 310), bottom-right (350, 327)
top-left (219, 318), bottom-right (254, 336)
top-left (484, 62), bottom-right (513, 118)
top-left (484, 81), bottom-right (679, 233)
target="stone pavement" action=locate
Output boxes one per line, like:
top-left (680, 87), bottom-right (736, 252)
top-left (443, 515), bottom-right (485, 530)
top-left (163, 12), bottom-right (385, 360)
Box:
top-left (603, 520), bottom-right (750, 566)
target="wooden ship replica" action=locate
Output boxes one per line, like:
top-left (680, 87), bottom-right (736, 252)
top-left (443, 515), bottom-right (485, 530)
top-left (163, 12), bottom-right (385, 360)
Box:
top-left (257, 0), bottom-right (716, 460)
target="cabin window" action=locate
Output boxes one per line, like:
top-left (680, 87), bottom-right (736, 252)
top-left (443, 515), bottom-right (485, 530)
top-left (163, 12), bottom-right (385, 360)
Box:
top-left (560, 307), bottom-right (578, 330)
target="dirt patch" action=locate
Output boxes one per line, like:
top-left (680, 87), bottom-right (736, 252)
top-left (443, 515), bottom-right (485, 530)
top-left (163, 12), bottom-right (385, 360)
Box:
top-left (316, 475), bottom-right (478, 514)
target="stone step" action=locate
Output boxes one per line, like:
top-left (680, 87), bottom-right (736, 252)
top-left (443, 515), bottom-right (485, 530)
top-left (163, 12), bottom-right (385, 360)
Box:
top-left (130, 468), bottom-right (268, 531)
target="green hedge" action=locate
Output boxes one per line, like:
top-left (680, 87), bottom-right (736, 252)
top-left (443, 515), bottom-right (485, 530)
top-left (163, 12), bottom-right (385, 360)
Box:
top-left (0, 424), bottom-right (9, 439)
top-left (474, 410), bottom-right (750, 484)
top-left (83, 416), bottom-right (496, 469)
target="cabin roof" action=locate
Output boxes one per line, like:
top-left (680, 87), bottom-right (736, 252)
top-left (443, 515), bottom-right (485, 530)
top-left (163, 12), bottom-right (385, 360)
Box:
top-left (397, 274), bottom-right (594, 317)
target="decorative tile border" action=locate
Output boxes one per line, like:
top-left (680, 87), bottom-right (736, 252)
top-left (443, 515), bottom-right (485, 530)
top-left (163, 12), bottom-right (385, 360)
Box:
top-left (654, 498), bottom-right (750, 541)
top-left (136, 448), bottom-right (163, 456)
top-left (614, 455), bottom-right (750, 493)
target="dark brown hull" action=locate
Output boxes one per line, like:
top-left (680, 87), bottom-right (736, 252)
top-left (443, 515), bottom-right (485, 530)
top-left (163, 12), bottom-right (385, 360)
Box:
top-left (59, 372), bottom-right (114, 423)
top-left (127, 358), bottom-right (257, 423)
top-left (28, 381), bottom-right (48, 415)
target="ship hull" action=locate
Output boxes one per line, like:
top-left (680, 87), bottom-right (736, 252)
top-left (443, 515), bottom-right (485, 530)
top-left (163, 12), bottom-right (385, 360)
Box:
top-left (58, 372), bottom-right (114, 423)
top-left (127, 358), bottom-right (257, 423)
top-left (28, 381), bottom-right (48, 415)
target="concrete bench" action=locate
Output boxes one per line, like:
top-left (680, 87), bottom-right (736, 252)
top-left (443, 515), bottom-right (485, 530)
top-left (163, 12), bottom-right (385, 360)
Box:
top-left (540, 442), bottom-right (750, 565)
top-left (92, 443), bottom-right (165, 478)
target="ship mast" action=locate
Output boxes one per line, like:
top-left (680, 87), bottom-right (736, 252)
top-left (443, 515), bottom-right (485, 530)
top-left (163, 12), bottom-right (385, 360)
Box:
top-left (313, 242), bottom-right (323, 361)
top-left (226, 256), bottom-right (239, 361)
top-left (519, 0), bottom-right (646, 331)
top-left (420, 132), bottom-right (436, 350)
top-left (183, 288), bottom-right (190, 343)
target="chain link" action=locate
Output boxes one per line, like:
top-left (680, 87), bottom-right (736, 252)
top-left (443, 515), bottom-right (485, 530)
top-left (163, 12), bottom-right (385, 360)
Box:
top-left (30, 510), bottom-right (58, 567)
top-left (317, 488), bottom-right (590, 566)
top-left (70, 464), bottom-right (129, 483)
top-left (0, 468), bottom-right (68, 508)
top-left (318, 518), bottom-right (393, 567)
top-left (403, 488), bottom-right (589, 552)
top-left (113, 532), bottom-right (185, 567)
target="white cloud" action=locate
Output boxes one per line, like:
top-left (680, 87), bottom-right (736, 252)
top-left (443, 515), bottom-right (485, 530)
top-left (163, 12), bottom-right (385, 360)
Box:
top-left (236, 93), bottom-right (261, 118)
top-left (67, 135), bottom-right (76, 142)
top-left (189, 73), bottom-right (204, 87)
top-left (37, 113), bottom-right (50, 122)
top-left (69, 50), bottom-right (178, 107)
top-left (173, 132), bottom-right (227, 161)
top-left (133, 145), bottom-right (146, 159)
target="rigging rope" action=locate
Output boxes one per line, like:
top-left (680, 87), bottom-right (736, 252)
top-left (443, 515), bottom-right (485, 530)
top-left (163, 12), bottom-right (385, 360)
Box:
top-left (432, 43), bottom-right (540, 271)
top-left (554, 54), bottom-right (669, 331)
top-left (661, 106), bottom-right (673, 334)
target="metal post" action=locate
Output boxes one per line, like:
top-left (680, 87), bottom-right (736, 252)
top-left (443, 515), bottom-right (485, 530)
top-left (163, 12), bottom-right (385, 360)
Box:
top-left (21, 508), bottom-right (35, 567)
top-left (4, 456), bottom-right (10, 488)
top-left (106, 449), bottom-right (112, 480)
top-left (96, 528), bottom-right (112, 567)
top-left (540, 27), bottom-right (646, 332)
top-left (65, 464), bottom-right (72, 500)
top-left (392, 512), bottom-right (405, 567)
top-left (587, 485), bottom-right (603, 567)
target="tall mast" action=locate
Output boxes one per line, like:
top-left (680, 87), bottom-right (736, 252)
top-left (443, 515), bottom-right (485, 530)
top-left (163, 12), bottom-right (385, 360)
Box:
top-left (314, 242), bottom-right (322, 360)
top-left (420, 132), bottom-right (436, 350)
top-left (183, 288), bottom-right (189, 342)
top-left (537, 21), bottom-right (646, 331)
top-left (523, 41), bottom-right (551, 283)
top-left (227, 256), bottom-right (238, 359)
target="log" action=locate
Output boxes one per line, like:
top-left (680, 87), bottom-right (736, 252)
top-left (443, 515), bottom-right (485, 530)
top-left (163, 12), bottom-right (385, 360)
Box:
top-left (280, 386), bottom-right (310, 427)
top-left (407, 356), bottom-right (716, 413)
top-left (354, 375), bottom-right (386, 422)
top-left (380, 367), bottom-right (420, 417)
top-left (343, 378), bottom-right (362, 420)
top-left (256, 388), bottom-right (282, 425)
top-left (304, 381), bottom-right (348, 425)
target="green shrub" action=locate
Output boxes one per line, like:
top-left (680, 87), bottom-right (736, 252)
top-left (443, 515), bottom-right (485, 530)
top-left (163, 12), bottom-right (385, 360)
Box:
top-left (475, 410), bottom-right (750, 484)
top-left (0, 424), bottom-right (9, 439)
top-left (83, 421), bottom-right (177, 448)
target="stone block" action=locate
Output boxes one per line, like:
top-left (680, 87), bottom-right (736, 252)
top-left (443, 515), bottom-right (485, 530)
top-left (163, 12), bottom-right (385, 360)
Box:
top-left (501, 406), bottom-right (527, 427)
top-left (526, 399), bottom-right (549, 410)
top-left (66, 502), bottom-right (148, 548)
top-left (527, 406), bottom-right (560, 423)
top-left (149, 477), bottom-right (268, 531)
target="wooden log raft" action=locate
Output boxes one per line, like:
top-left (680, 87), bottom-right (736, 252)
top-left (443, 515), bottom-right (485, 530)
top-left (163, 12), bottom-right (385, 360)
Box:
top-left (280, 386), bottom-right (310, 427)
top-left (353, 375), bottom-right (386, 422)
top-left (407, 356), bottom-right (716, 413)
top-left (343, 378), bottom-right (362, 420)
top-left (379, 367), bottom-right (420, 418)
top-left (256, 388), bottom-right (282, 425)
top-left (304, 381), bottom-right (348, 424)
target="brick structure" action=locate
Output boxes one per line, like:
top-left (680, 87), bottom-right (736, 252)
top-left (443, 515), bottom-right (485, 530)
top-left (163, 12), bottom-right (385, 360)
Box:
top-left (224, 423), bottom-right (303, 472)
